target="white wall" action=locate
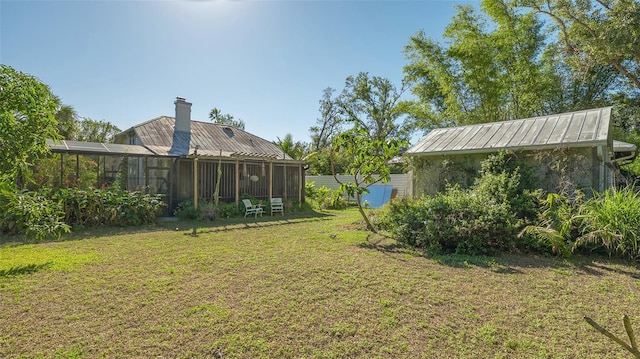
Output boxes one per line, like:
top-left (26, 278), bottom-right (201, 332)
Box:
top-left (305, 173), bottom-right (412, 199)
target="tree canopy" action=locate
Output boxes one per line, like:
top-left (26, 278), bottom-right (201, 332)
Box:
top-left (0, 65), bottom-right (59, 184)
top-left (515, 0), bottom-right (640, 89)
top-left (404, 0), bottom-right (563, 129)
top-left (209, 107), bottom-right (246, 130)
top-left (307, 74), bottom-right (410, 175)
top-left (403, 0), bottom-right (621, 131)
top-left (337, 72), bottom-right (410, 142)
top-left (274, 133), bottom-right (307, 160)
top-left (309, 87), bottom-right (343, 151)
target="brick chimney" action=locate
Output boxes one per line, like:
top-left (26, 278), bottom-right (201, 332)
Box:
top-left (174, 96), bottom-right (192, 133)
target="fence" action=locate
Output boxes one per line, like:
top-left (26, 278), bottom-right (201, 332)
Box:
top-left (305, 173), bottom-right (413, 199)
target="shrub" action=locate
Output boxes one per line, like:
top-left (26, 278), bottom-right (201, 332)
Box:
top-left (216, 202), bottom-right (242, 218)
top-left (376, 197), bottom-right (430, 248)
top-left (174, 200), bottom-right (201, 220)
top-left (379, 187), bottom-right (523, 255)
top-left (378, 151), bottom-right (540, 255)
top-left (305, 182), bottom-right (347, 210)
top-left (51, 187), bottom-right (165, 227)
top-left (519, 192), bottom-right (583, 256)
top-left (577, 187), bottom-right (640, 260)
top-left (0, 186), bottom-right (70, 240)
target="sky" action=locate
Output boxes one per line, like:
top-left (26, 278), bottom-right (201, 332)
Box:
top-left (1, 0), bottom-right (474, 145)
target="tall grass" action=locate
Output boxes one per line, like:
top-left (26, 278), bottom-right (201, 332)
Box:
top-left (578, 187), bottom-right (640, 260)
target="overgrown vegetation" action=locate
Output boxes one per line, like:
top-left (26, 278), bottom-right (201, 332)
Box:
top-left (378, 151), bottom-right (539, 255)
top-left (0, 183), bottom-right (165, 240)
top-left (578, 187), bottom-right (640, 260)
top-left (305, 182), bottom-right (347, 210)
top-left (379, 151), bottom-right (640, 261)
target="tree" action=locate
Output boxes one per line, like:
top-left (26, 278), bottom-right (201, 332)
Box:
top-left (309, 87), bottom-right (343, 151)
top-left (208, 107), bottom-right (245, 130)
top-left (76, 118), bottom-right (121, 143)
top-left (331, 127), bottom-right (408, 232)
top-left (404, 0), bottom-right (567, 129)
top-left (515, 0), bottom-right (640, 89)
top-left (0, 65), bottom-right (59, 185)
top-left (54, 98), bottom-right (79, 140)
top-left (336, 72), bottom-right (410, 142)
top-left (274, 133), bottom-right (307, 160)
top-left (515, 0), bottom-right (640, 154)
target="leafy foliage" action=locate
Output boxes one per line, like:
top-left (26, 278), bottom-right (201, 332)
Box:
top-left (29, 153), bottom-right (98, 190)
top-left (51, 187), bottom-right (165, 227)
top-left (274, 133), bottom-right (307, 160)
top-left (0, 183), bottom-right (70, 241)
top-left (208, 107), bottom-right (245, 130)
top-left (304, 182), bottom-right (347, 210)
top-left (309, 87), bottom-right (343, 151)
top-left (403, 0), bottom-right (559, 129)
top-left (0, 184), bottom-right (165, 240)
top-left (0, 65), bottom-right (59, 184)
top-left (336, 72), bottom-right (410, 142)
top-left (332, 127), bottom-right (408, 231)
top-left (378, 152), bottom-right (540, 255)
top-left (577, 187), bottom-right (640, 260)
top-left (378, 186), bottom-right (523, 255)
top-left (519, 193), bottom-right (583, 256)
top-left (515, 0), bottom-right (640, 90)
top-left (403, 0), bottom-right (619, 132)
top-left (75, 118), bottom-right (121, 142)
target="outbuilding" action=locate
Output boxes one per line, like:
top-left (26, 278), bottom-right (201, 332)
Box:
top-left (406, 107), bottom-right (636, 197)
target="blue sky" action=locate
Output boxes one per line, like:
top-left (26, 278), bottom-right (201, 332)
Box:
top-left (1, 0), bottom-right (472, 144)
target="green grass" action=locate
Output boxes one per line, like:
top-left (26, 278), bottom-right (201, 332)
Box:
top-left (1, 209), bottom-right (639, 358)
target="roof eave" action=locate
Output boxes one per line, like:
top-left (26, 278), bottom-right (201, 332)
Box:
top-left (405, 141), bottom-right (609, 157)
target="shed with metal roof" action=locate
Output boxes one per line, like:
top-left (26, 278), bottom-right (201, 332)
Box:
top-left (406, 107), bottom-right (636, 196)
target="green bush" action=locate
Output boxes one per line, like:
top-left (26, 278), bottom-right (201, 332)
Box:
top-left (216, 202), bottom-right (242, 218)
top-left (378, 152), bottom-right (540, 255)
top-left (577, 187), bottom-right (640, 260)
top-left (379, 186), bottom-right (523, 255)
top-left (0, 185), bottom-right (70, 240)
top-left (51, 187), bottom-right (165, 227)
top-left (305, 182), bottom-right (347, 210)
top-left (174, 200), bottom-right (243, 220)
top-left (173, 200), bottom-right (201, 220)
top-left (519, 192), bottom-right (583, 256)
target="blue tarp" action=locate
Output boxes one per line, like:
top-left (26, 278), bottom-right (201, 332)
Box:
top-left (361, 185), bottom-right (393, 208)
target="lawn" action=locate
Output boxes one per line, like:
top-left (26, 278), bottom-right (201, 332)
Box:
top-left (1, 209), bottom-right (639, 358)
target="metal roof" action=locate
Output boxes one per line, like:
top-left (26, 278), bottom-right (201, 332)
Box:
top-left (47, 140), bottom-right (155, 156)
top-left (407, 107), bottom-right (612, 156)
top-left (120, 116), bottom-right (293, 160)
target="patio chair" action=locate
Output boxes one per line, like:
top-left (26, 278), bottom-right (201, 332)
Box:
top-left (243, 199), bottom-right (264, 218)
top-left (270, 197), bottom-right (284, 216)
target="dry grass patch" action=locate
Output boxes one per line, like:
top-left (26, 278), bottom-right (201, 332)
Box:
top-left (1, 209), bottom-right (639, 358)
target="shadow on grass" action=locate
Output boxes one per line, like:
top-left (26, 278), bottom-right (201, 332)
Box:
top-left (357, 233), bottom-right (422, 262)
top-left (0, 210), bottom-right (335, 246)
top-left (357, 234), bottom-right (639, 277)
top-left (0, 262), bottom-right (53, 278)
top-left (425, 252), bottom-right (640, 277)
top-left (164, 211), bottom-right (335, 236)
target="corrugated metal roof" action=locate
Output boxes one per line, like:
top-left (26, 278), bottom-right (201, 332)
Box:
top-left (122, 116), bottom-right (293, 160)
top-left (407, 107), bottom-right (612, 156)
top-left (613, 140), bottom-right (637, 152)
top-left (47, 140), bottom-right (155, 156)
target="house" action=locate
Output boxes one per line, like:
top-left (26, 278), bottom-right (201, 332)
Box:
top-left (48, 97), bottom-right (305, 213)
top-left (405, 107), bottom-right (637, 197)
